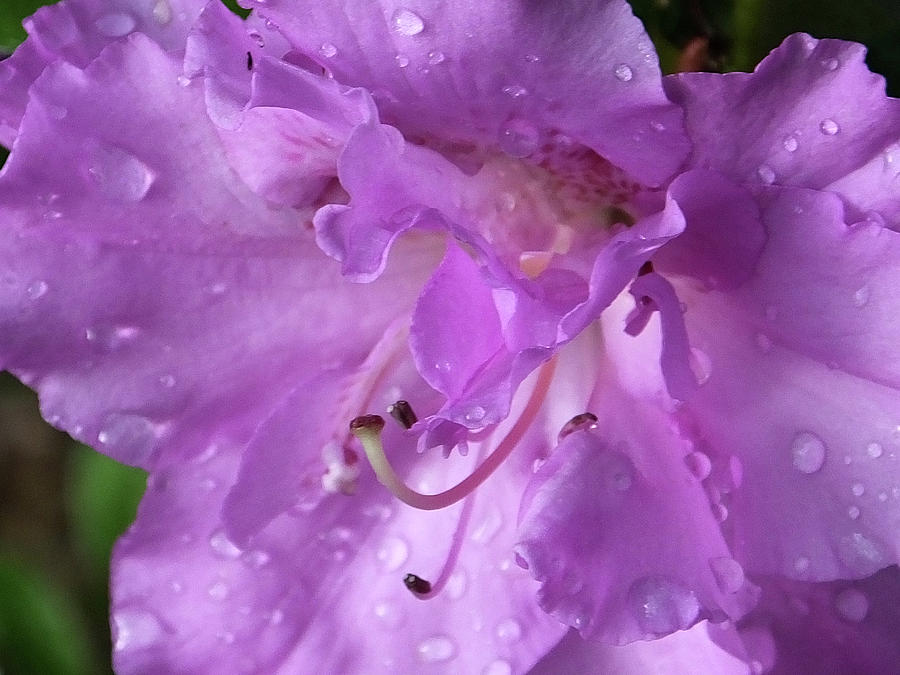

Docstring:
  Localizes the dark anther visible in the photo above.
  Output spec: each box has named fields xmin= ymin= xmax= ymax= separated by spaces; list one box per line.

xmin=638 ymin=260 xmax=654 ymax=276
xmin=639 ymin=295 xmax=652 ymax=306
xmin=349 ymin=414 xmax=385 ymax=432
xmin=246 ymin=51 xmax=253 ymax=71
xmin=403 ymin=573 xmax=432 ymax=596
xmin=388 ymin=400 xmax=418 ymax=429
xmin=558 ymin=412 xmax=598 ymax=441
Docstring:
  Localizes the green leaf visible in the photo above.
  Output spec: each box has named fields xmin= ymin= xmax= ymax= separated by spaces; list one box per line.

xmin=66 ymin=444 xmax=147 ymax=577
xmin=0 ymin=0 xmax=47 ymax=53
xmin=0 ymin=555 xmax=102 ymax=675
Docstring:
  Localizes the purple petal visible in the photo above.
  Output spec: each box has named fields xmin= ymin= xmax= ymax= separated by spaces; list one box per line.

xmin=672 ymin=185 xmax=900 ymax=579
xmin=516 ymin=381 xmax=759 ymax=642
xmin=665 ymin=34 xmax=900 ymax=226
xmin=530 ymin=622 xmax=751 ymax=675
xmin=0 ymin=0 xmax=206 ymax=146
xmin=239 ymin=0 xmax=688 ymax=186
xmin=735 ymin=567 xmax=900 ymax=674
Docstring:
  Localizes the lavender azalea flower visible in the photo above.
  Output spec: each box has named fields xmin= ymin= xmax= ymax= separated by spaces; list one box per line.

xmin=1 ymin=0 xmax=899 ymax=672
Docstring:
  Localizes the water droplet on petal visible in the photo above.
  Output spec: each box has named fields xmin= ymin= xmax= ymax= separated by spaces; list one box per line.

xmin=446 ymin=569 xmax=467 ymax=600
xmin=685 ymin=451 xmax=712 ymax=480
xmin=87 ymin=145 xmax=156 ymax=202
xmin=614 ymin=63 xmax=633 ymax=82
xmin=207 ymin=580 xmax=230 ymax=600
xmin=158 ymin=374 xmax=176 ymax=388
xmin=152 ymin=0 xmax=172 ymax=25
xmin=373 ymin=600 xmax=405 ymax=628
xmin=502 ymin=84 xmax=528 ymax=98
xmin=756 ymin=164 xmax=775 ymax=184
xmin=242 ymin=549 xmax=271 ymax=569
xmin=483 ymin=660 xmax=513 ymax=675
xmin=650 ymin=120 xmax=666 ymax=132
xmin=176 ymin=75 xmax=192 ymax=87
xmin=791 ymin=431 xmax=826 ymax=474
xmin=847 ymin=505 xmax=861 ymax=520
xmin=394 ymin=53 xmax=410 ymax=68
xmin=524 ymin=54 xmax=541 ymax=63
xmin=851 ymin=482 xmax=865 ymax=497
xmin=628 ymin=576 xmax=700 ymax=634
xmin=375 ymin=536 xmax=409 ymax=572
xmin=113 ymin=609 xmax=162 ymax=652
xmin=838 ymin=532 xmax=889 ymax=575
xmin=97 ymin=413 xmax=162 ymax=464
xmin=391 ymin=8 xmax=425 ymax=36
xmin=821 ymin=57 xmax=839 ymax=71
xmin=209 ymin=529 xmax=242 ymax=559
xmin=26 ymin=280 xmax=48 ymax=300
xmin=819 ymin=118 xmax=840 ymax=135
xmin=709 ymin=556 xmax=745 ymax=594
xmin=427 ymin=50 xmax=445 ymax=65
xmin=495 ymin=618 xmax=522 ymax=643
xmin=793 ymin=556 xmax=810 ymax=574
xmin=318 ymin=42 xmax=337 ymax=58
xmin=465 ymin=405 xmax=486 ymax=424
xmin=853 ymin=286 xmax=869 ymax=307
xmin=866 ymin=442 xmax=883 ymax=459
xmin=416 ymin=635 xmax=457 ymax=663
xmin=498 ymin=118 xmax=539 ymax=158
xmin=834 ymin=588 xmax=868 ymax=622
xmin=782 ymin=135 xmax=799 ymax=152
xmin=94 ymin=13 xmax=136 ymax=37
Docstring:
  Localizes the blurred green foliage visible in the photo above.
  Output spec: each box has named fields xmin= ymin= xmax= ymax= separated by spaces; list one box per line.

xmin=0 ymin=1 xmax=896 ymax=674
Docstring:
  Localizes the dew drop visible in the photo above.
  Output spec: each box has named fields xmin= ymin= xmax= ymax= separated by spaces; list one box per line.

xmin=495 ymin=618 xmax=522 ymax=643
xmin=793 ymin=556 xmax=810 ymax=574
xmin=158 ymin=374 xmax=176 ymax=388
xmin=427 ymin=50 xmax=445 ymax=65
xmin=791 ymin=431 xmax=827 ymax=474
xmin=207 ymin=581 xmax=229 ymax=600
xmin=709 ymin=556 xmax=745 ymax=594
xmin=821 ymin=57 xmax=839 ymax=71
xmin=465 ymin=405 xmax=486 ymax=424
xmin=209 ymin=529 xmax=242 ymax=559
xmin=851 ymin=482 xmax=865 ymax=497
xmin=782 ymin=135 xmax=799 ymax=152
xmin=524 ymin=53 xmax=541 ymax=63
xmin=498 ymin=118 xmax=540 ymax=158
xmin=94 ymin=12 xmax=136 ymax=37
xmin=242 ymin=549 xmax=271 ymax=569
xmin=628 ymin=576 xmax=700 ymax=634
xmin=176 ymin=75 xmax=192 ymax=87
xmin=318 ymin=42 xmax=338 ymax=58
xmin=391 ymin=8 xmax=425 ymax=36
xmin=502 ymin=84 xmax=528 ymax=98
xmin=26 ymin=280 xmax=48 ymax=300
xmin=435 ymin=360 xmax=451 ymax=373
xmin=152 ymin=0 xmax=172 ymax=25
xmin=375 ymin=536 xmax=409 ymax=572
xmin=373 ymin=600 xmax=405 ymax=628
xmin=834 ymin=588 xmax=868 ymax=622
xmin=394 ymin=53 xmax=410 ymax=68
xmin=866 ymin=442 xmax=883 ymax=459
xmin=113 ymin=610 xmax=162 ymax=652
xmin=838 ymin=532 xmax=889 ymax=575
xmin=847 ymin=505 xmax=861 ymax=520
xmin=684 ymin=451 xmax=712 ymax=480
xmin=650 ymin=120 xmax=666 ymax=132
xmin=446 ymin=569 xmax=468 ymax=600
xmin=819 ymin=118 xmax=840 ymax=135
xmin=416 ymin=635 xmax=457 ymax=663
xmin=853 ymin=286 xmax=870 ymax=307
xmin=756 ymin=164 xmax=775 ymax=185
xmin=483 ymin=660 xmax=513 ymax=675
xmin=614 ymin=63 xmax=633 ymax=82
xmin=87 ymin=145 xmax=156 ymax=202
xmin=97 ymin=413 xmax=161 ymax=464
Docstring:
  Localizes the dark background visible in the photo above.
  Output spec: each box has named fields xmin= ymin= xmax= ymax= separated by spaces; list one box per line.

xmin=0 ymin=1 xmax=898 ymax=673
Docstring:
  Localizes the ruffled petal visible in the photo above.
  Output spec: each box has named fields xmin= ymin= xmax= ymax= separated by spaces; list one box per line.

xmin=0 ymin=0 xmax=207 ymax=146
xmin=516 ymin=331 xmax=759 ymax=642
xmin=239 ymin=0 xmax=688 ymax=186
xmin=0 ymin=35 xmax=434 ymax=473
xmin=665 ymin=34 xmax=900 ymax=226
xmin=113 ymin=358 xmax=569 ymax=674
xmin=671 ymin=185 xmax=900 ymax=579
